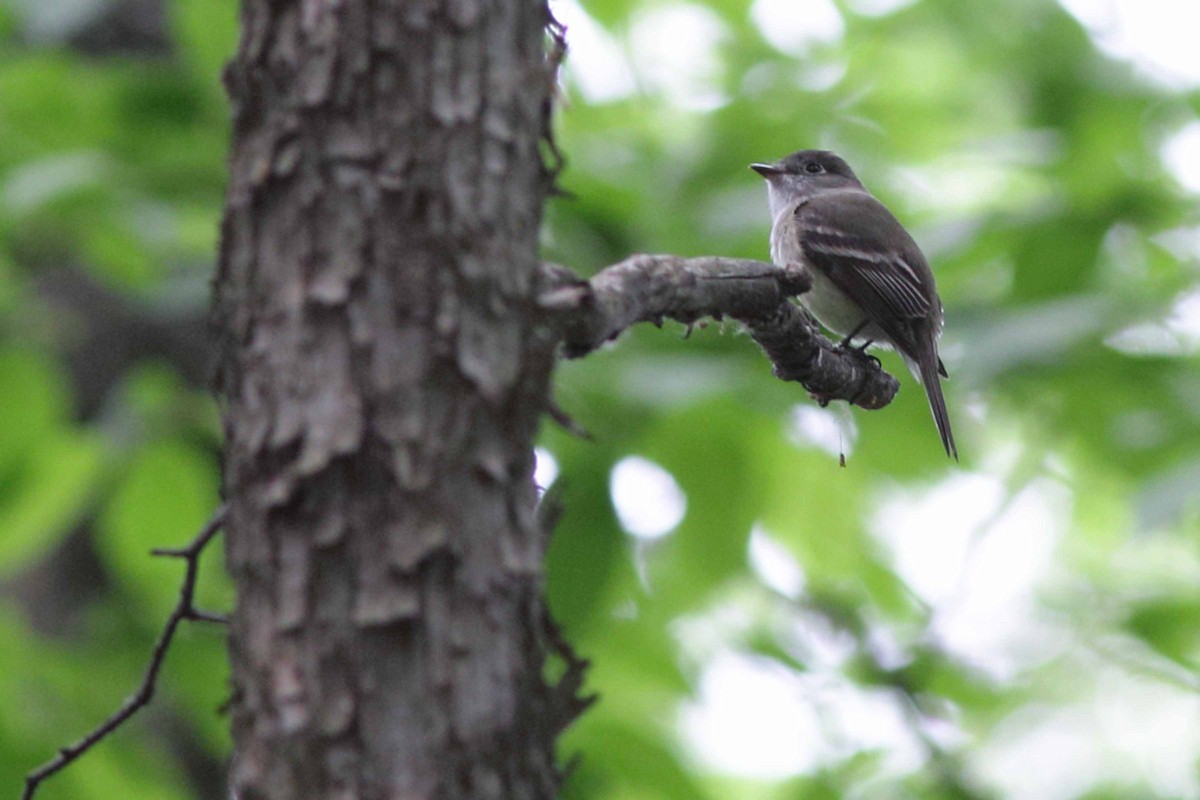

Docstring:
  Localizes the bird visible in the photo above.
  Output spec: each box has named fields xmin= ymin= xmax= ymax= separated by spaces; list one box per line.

xmin=751 ymin=149 xmax=957 ymax=460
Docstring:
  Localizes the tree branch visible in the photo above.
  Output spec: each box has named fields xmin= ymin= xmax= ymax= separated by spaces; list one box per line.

xmin=539 ymin=254 xmax=899 ymax=409
xmin=22 ymin=505 xmax=228 ymax=800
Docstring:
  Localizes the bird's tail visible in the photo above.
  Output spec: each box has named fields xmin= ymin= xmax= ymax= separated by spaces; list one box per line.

xmin=911 ymin=348 xmax=957 ymax=461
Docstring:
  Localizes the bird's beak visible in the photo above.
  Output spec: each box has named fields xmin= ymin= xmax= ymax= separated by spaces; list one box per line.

xmin=750 ymin=162 xmax=782 ymax=178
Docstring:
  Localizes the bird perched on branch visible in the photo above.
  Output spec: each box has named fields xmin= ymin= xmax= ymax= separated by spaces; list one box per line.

xmin=752 ymin=149 xmax=957 ymax=460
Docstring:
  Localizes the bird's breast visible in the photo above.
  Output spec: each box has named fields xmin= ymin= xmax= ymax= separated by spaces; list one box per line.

xmin=769 ymin=204 xmax=891 ymax=346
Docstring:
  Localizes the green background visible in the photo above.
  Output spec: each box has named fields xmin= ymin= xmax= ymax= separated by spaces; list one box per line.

xmin=1 ymin=0 xmax=1197 ymax=797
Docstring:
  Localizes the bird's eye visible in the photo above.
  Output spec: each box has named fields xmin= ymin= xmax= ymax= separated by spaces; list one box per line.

xmin=804 ymin=162 xmax=823 ymax=174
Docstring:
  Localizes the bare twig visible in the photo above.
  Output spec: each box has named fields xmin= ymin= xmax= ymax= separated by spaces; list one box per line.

xmin=541 ymin=10 xmax=569 ymax=194
xmin=542 ymin=613 xmax=597 ymax=737
xmin=538 ymin=255 xmax=899 ymax=410
xmin=22 ymin=504 xmax=229 ymax=800
xmin=545 ymin=398 xmax=592 ymax=440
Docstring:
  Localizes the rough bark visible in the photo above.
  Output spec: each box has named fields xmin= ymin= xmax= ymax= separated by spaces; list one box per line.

xmin=213 ymin=1 xmax=565 ymax=798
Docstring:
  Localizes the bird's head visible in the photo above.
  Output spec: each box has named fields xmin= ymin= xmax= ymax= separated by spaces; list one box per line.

xmin=751 ymin=149 xmax=865 ymax=216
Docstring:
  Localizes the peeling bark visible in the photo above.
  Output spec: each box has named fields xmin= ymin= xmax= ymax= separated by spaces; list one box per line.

xmin=212 ymin=1 xmax=568 ymax=797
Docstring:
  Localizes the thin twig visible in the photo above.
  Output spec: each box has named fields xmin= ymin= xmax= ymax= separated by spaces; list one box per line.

xmin=541 ymin=10 xmax=569 ymax=193
xmin=22 ymin=504 xmax=229 ymax=800
xmin=545 ymin=398 xmax=592 ymax=440
xmin=543 ymin=613 xmax=597 ymax=736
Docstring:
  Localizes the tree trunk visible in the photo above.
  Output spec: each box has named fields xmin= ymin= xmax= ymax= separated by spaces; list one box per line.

xmin=213 ymin=1 xmax=563 ymax=797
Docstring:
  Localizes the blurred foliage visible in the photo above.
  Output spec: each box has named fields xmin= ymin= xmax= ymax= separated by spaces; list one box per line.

xmin=0 ymin=0 xmax=1198 ymax=798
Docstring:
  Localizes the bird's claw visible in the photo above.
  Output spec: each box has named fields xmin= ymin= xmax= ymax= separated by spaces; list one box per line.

xmin=833 ymin=341 xmax=881 ymax=370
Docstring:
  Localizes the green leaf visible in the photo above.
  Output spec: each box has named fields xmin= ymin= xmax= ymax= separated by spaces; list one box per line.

xmin=0 ymin=347 xmax=69 ymax=468
xmin=169 ymin=0 xmax=240 ymax=92
xmin=0 ymin=429 xmax=105 ymax=576
xmin=1124 ymin=597 xmax=1200 ymax=669
xmin=562 ymin=716 xmax=712 ymax=800
xmin=98 ymin=438 xmax=220 ymax=609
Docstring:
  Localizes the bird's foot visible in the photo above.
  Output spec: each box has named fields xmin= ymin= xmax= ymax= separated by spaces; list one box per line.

xmin=833 ymin=340 xmax=881 ymax=370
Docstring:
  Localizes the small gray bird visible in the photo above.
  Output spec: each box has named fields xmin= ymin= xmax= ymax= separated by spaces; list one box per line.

xmin=751 ymin=149 xmax=957 ymax=460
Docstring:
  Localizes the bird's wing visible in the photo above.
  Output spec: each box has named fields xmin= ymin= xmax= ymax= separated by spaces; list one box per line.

xmin=796 ymin=190 xmax=934 ymax=328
